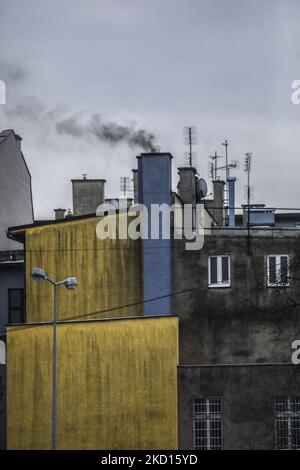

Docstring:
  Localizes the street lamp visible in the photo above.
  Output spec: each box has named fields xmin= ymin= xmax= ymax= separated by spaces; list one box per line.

xmin=31 ymin=267 xmax=78 ymax=450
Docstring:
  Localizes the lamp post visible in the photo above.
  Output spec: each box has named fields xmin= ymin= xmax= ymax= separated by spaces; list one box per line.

xmin=31 ymin=268 xmax=77 ymax=450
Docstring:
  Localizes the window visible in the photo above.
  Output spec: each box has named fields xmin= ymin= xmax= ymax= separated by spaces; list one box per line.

xmin=8 ymin=288 xmax=24 ymax=324
xmin=267 ymin=255 xmax=289 ymax=287
xmin=275 ymin=396 xmax=300 ymax=450
xmin=208 ymin=256 xmax=230 ymax=288
xmin=193 ymin=398 xmax=223 ymax=450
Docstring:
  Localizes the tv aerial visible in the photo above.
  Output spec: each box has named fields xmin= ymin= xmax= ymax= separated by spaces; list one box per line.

xmin=183 ymin=126 xmax=197 ymax=167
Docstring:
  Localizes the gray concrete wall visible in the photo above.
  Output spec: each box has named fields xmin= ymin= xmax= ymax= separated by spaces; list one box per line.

xmin=0 ymin=130 xmax=33 ymax=250
xmin=173 ymin=229 xmax=300 ymax=364
xmin=179 ymin=364 xmax=300 ymax=450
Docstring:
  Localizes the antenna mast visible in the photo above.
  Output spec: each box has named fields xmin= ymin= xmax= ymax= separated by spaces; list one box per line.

xmin=120 ymin=176 xmax=131 ymax=198
xmin=222 ymin=140 xmax=229 ymax=180
xmin=208 ymin=151 xmax=223 ymax=180
xmin=244 ymin=152 xmax=252 ymax=255
xmin=183 ymin=127 xmax=197 ymax=167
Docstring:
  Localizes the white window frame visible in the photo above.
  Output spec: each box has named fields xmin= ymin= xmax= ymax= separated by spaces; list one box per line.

xmin=208 ymin=255 xmax=231 ymax=288
xmin=267 ymin=255 xmax=290 ymax=287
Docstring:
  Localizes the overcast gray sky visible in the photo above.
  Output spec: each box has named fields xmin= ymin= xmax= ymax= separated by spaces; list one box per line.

xmin=1 ymin=0 xmax=300 ymax=218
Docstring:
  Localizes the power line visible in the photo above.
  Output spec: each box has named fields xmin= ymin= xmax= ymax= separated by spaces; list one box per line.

xmin=0 ymin=284 xmax=203 ymax=336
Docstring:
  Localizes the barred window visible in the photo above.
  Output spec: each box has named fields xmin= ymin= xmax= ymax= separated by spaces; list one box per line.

xmin=193 ymin=398 xmax=223 ymax=450
xmin=275 ymin=396 xmax=300 ymax=450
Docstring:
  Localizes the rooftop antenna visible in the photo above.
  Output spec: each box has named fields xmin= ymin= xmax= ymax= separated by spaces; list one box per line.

xmin=183 ymin=126 xmax=197 ymax=167
xmin=244 ymin=152 xmax=252 ymax=205
xmin=222 ymin=140 xmax=229 ymax=181
xmin=82 ymin=173 xmax=87 ymax=180
xmin=208 ymin=151 xmax=223 ymax=180
xmin=120 ymin=176 xmax=132 ymax=198
xmin=244 ymin=152 xmax=252 ymax=255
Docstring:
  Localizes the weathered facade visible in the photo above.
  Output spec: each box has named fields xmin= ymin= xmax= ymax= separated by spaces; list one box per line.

xmin=179 ymin=363 xmax=300 ymax=450
xmin=6 ymin=148 xmax=300 ymax=450
xmin=173 ymin=229 xmax=300 ymax=365
xmin=7 ymin=316 xmax=179 ymax=450
xmin=174 ymin=228 xmax=300 ymax=449
xmin=10 ymin=214 xmax=143 ymax=323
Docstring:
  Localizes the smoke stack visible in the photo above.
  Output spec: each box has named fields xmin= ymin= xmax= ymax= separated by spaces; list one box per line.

xmin=177 ymin=167 xmax=197 ymax=204
xmin=213 ymin=180 xmax=225 ymax=226
xmin=227 ymin=177 xmax=236 ymax=228
xmin=71 ymin=177 xmax=106 ymax=216
xmin=54 ymin=208 xmax=66 ymax=220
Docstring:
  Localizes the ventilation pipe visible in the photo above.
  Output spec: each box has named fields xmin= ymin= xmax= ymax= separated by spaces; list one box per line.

xmin=227 ymin=177 xmax=236 ymax=228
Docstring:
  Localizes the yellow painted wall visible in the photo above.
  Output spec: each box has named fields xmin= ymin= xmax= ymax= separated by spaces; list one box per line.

xmin=7 ymin=316 xmax=178 ymax=450
xmin=24 ymin=215 xmax=143 ymax=323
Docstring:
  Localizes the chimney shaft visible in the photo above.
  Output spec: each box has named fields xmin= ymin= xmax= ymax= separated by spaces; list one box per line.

xmin=213 ymin=180 xmax=225 ymax=226
xmin=177 ymin=167 xmax=197 ymax=204
xmin=137 ymin=152 xmax=173 ymax=316
xmin=54 ymin=208 xmax=66 ymax=220
xmin=71 ymin=178 xmax=106 ymax=216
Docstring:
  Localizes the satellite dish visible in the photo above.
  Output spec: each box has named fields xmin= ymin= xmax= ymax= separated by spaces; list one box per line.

xmin=196 ymin=178 xmax=208 ymax=199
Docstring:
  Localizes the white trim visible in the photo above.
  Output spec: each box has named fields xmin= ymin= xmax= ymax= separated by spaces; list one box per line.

xmin=208 ymin=255 xmax=231 ymax=288
xmin=267 ymin=254 xmax=290 ymax=287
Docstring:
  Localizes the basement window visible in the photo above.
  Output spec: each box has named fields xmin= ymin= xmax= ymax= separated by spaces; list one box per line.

xmin=193 ymin=398 xmax=223 ymax=450
xmin=208 ymin=256 xmax=231 ymax=288
xmin=275 ymin=396 xmax=300 ymax=450
xmin=267 ymin=255 xmax=289 ymax=287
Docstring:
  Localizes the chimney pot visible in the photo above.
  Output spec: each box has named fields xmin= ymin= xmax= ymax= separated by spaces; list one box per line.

xmin=54 ymin=208 xmax=66 ymax=220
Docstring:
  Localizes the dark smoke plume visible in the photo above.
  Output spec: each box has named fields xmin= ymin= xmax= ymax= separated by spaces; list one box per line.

xmin=56 ymin=113 xmax=158 ymax=152
xmin=0 ymin=62 xmax=28 ymax=85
